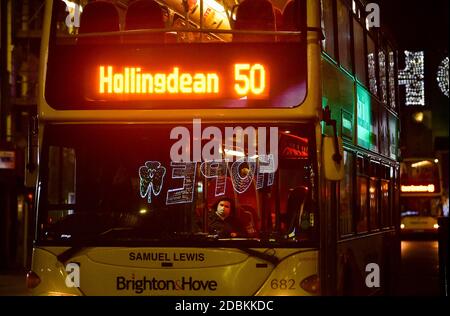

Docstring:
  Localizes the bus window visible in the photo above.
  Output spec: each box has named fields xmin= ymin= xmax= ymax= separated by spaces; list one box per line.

xmin=356 ymin=156 xmax=369 ymax=233
xmin=124 ymin=0 xmax=165 ymax=43
xmin=339 ymin=151 xmax=355 ymax=237
xmin=280 ymin=0 xmax=303 ymax=42
xmin=77 ymin=1 xmax=120 ymax=45
xmin=321 ymin=0 xmax=336 ymax=59
xmin=39 ymin=124 xmax=317 ymax=245
xmin=46 ymin=0 xmax=308 ymax=110
xmin=233 ymin=0 xmax=276 ymax=42
xmin=52 ymin=0 xmax=305 ymax=44
xmin=380 ymin=166 xmax=390 ymax=228
xmin=336 ymin=0 xmax=352 ymax=72
xmin=46 ymin=146 xmax=76 ymax=226
xmin=353 ymin=17 xmax=367 ymax=86
xmin=369 ymin=162 xmax=379 ymax=230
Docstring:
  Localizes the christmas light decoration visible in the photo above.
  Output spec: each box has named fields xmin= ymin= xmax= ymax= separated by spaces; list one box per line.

xmin=379 ymin=51 xmax=388 ymax=104
xmin=368 ymin=53 xmax=378 ymax=96
xmin=398 ymin=51 xmax=425 ymax=106
xmin=437 ymin=57 xmax=449 ymax=97
xmin=388 ymin=51 xmax=396 ymax=110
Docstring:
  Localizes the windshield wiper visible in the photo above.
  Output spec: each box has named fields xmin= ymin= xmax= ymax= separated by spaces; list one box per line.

xmin=238 ymin=248 xmax=279 ymax=266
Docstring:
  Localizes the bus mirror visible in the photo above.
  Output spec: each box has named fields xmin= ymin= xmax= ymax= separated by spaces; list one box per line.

xmin=323 ymin=136 xmax=344 ymax=181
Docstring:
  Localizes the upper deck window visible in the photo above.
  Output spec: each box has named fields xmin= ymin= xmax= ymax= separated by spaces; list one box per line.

xmin=54 ymin=0 xmax=305 ymax=44
xmin=46 ymin=0 xmax=308 ymax=109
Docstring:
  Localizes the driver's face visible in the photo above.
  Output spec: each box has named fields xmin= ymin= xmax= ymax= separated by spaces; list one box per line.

xmin=216 ymin=200 xmax=232 ymax=219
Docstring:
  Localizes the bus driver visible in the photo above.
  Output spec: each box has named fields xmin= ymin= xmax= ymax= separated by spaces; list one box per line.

xmin=208 ymin=198 xmax=245 ymax=237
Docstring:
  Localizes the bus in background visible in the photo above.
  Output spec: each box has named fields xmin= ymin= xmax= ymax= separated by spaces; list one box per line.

xmin=27 ymin=0 xmax=400 ymax=296
xmin=400 ymin=158 xmax=443 ymax=237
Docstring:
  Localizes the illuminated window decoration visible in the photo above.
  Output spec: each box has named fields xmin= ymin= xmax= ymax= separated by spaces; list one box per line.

xmin=230 ymin=158 xmax=257 ymax=194
xmin=401 ymin=184 xmax=435 ymax=193
xmin=398 ymin=51 xmax=425 ymax=106
xmin=437 ymin=57 xmax=449 ymax=97
xmin=256 ymin=154 xmax=275 ymax=189
xmin=200 ymin=160 xmax=228 ymax=197
xmin=367 ymin=53 xmax=378 ymax=96
xmin=378 ymin=51 xmax=388 ymax=104
xmin=166 ymin=162 xmax=197 ymax=205
xmin=388 ymin=51 xmax=397 ymax=110
xmin=139 ymin=161 xmax=166 ymax=204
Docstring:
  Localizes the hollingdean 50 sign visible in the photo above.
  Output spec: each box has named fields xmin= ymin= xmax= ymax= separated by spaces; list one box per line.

xmin=97 ymin=63 xmax=267 ymax=99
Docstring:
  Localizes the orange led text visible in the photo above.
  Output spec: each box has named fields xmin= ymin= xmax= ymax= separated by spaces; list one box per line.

xmin=99 ymin=66 xmax=219 ymax=95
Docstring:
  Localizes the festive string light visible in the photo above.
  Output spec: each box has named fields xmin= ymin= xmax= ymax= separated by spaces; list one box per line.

xmin=388 ymin=51 xmax=396 ymax=110
xmin=379 ymin=51 xmax=388 ymax=104
xmin=437 ymin=57 xmax=449 ymax=98
xmin=368 ymin=53 xmax=378 ymax=96
xmin=398 ymin=51 xmax=425 ymax=106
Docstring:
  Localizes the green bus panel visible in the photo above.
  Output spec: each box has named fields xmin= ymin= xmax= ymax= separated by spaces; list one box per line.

xmin=321 ymin=58 xmax=355 ymax=141
xmin=388 ymin=111 xmax=399 ymax=160
xmin=356 ymin=84 xmax=379 ymax=153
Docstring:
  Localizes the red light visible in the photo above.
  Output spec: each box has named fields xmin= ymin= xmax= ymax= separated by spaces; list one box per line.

xmin=26 ymin=271 xmax=41 ymax=289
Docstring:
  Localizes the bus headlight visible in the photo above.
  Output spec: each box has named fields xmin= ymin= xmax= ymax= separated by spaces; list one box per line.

xmin=300 ymin=274 xmax=320 ymax=295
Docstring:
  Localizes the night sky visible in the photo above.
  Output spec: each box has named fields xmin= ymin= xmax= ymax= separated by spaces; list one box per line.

xmin=378 ymin=0 xmax=449 ymax=51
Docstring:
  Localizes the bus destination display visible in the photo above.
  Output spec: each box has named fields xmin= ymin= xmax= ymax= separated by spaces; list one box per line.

xmin=97 ymin=63 xmax=267 ymax=98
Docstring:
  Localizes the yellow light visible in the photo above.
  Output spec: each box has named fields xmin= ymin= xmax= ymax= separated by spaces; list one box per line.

xmin=411 ymin=160 xmax=432 ymax=168
xmin=400 ymin=224 xmax=405 ymax=229
xmin=205 ymin=0 xmax=225 ymax=12
xmin=433 ymin=224 xmax=439 ymax=229
xmin=224 ymin=149 xmax=245 ymax=157
xmin=413 ymin=112 xmax=424 ymax=123
xmin=434 ymin=159 xmax=439 ymax=163
xmin=401 ymin=184 xmax=435 ymax=193
xmin=139 ymin=209 xmax=147 ymax=214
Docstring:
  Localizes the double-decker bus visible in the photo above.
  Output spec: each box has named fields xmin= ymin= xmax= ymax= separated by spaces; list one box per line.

xmin=27 ymin=0 xmax=400 ymax=296
xmin=400 ymin=158 xmax=443 ymax=236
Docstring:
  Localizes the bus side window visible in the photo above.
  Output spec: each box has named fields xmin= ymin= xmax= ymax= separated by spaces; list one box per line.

xmin=281 ymin=0 xmax=304 ymax=42
xmin=233 ymin=0 xmax=276 ymax=42
xmin=78 ymin=1 xmax=120 ymax=45
xmin=124 ymin=0 xmax=165 ymax=43
xmin=285 ymin=186 xmax=308 ymax=238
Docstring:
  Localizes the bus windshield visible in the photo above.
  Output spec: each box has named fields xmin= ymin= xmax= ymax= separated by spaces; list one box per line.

xmin=45 ymin=0 xmax=307 ymax=109
xmin=38 ymin=123 xmax=318 ymax=246
xmin=400 ymin=160 xmax=441 ymax=195
xmin=400 ymin=197 xmax=443 ymax=218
